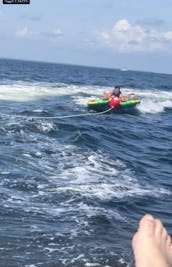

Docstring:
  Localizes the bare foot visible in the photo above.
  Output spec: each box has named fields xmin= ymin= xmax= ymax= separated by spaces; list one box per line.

xmin=132 ymin=214 xmax=172 ymax=267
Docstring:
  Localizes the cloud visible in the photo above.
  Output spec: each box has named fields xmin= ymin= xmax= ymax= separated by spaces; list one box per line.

xmin=15 ymin=27 xmax=63 ymax=43
xmin=42 ymin=29 xmax=63 ymax=39
xmin=16 ymin=27 xmax=33 ymax=39
xmin=100 ymin=19 xmax=172 ymax=53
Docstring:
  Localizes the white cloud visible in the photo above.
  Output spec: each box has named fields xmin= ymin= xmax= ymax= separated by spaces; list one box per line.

xmin=15 ymin=27 xmax=63 ymax=41
xmin=164 ymin=31 xmax=172 ymax=41
xmin=16 ymin=27 xmax=33 ymax=39
xmin=100 ymin=19 xmax=172 ymax=53
xmin=52 ymin=29 xmax=63 ymax=37
xmin=43 ymin=29 xmax=63 ymax=39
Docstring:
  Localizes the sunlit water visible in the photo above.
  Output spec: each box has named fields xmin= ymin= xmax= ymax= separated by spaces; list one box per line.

xmin=0 ymin=59 xmax=172 ymax=267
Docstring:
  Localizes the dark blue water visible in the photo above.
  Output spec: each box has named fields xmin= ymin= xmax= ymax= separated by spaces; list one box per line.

xmin=0 ymin=59 xmax=172 ymax=267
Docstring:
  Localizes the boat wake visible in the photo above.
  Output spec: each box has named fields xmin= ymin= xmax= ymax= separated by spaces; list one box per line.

xmin=0 ymin=81 xmax=172 ymax=115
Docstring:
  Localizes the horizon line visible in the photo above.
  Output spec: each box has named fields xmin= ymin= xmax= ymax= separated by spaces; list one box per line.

xmin=0 ymin=56 xmax=172 ymax=76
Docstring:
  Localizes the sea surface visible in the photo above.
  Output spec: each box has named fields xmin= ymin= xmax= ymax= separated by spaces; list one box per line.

xmin=0 ymin=59 xmax=172 ymax=267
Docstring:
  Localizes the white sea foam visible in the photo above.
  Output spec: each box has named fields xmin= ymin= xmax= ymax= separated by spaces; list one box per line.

xmin=56 ymin=181 xmax=171 ymax=200
xmin=26 ymin=140 xmax=172 ymax=202
xmin=85 ymin=263 xmax=101 ymax=267
xmin=0 ymin=82 xmax=61 ymax=102
xmin=73 ymin=87 xmax=172 ymax=114
xmin=6 ymin=141 xmax=169 ymax=214
xmin=73 ymin=88 xmax=172 ymax=114
xmin=0 ymin=81 xmax=104 ymax=102
xmin=48 ymin=147 xmax=171 ymax=201
xmin=36 ymin=121 xmax=56 ymax=132
xmin=68 ymin=83 xmax=172 ymax=114
xmin=1 ymin=80 xmax=171 ymax=114
xmin=133 ymin=89 xmax=172 ymax=114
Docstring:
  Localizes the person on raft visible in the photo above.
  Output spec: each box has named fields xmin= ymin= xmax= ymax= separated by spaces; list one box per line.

xmin=103 ymin=85 xmax=134 ymax=101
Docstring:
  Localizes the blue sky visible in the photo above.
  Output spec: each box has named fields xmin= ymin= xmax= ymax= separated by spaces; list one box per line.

xmin=0 ymin=0 xmax=172 ymax=73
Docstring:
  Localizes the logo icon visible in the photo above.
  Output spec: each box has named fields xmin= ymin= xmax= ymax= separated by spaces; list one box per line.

xmin=3 ymin=0 xmax=30 ymax=4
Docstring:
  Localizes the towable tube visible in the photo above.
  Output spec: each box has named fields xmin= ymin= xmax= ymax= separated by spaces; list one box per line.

xmin=87 ymin=98 xmax=141 ymax=112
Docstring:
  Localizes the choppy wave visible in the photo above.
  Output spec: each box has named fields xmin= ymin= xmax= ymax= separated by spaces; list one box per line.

xmin=73 ymin=87 xmax=172 ymax=114
xmin=0 ymin=60 xmax=172 ymax=267
xmin=53 ymin=150 xmax=171 ymax=200
xmin=1 ymin=140 xmax=171 ymax=208
xmin=0 ymin=81 xmax=172 ymax=115
xmin=135 ymin=90 xmax=172 ymax=113
xmin=0 ymin=81 xmax=102 ymax=102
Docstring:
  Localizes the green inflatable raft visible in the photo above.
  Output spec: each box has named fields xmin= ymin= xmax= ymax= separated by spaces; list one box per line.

xmin=87 ymin=99 xmax=141 ymax=112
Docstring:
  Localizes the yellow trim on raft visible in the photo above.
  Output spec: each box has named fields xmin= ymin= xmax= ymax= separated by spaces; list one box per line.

xmin=88 ymin=101 xmax=99 ymax=104
xmin=88 ymin=99 xmax=141 ymax=105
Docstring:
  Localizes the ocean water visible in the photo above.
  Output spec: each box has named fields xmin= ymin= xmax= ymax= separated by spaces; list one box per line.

xmin=0 ymin=59 xmax=171 ymax=267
